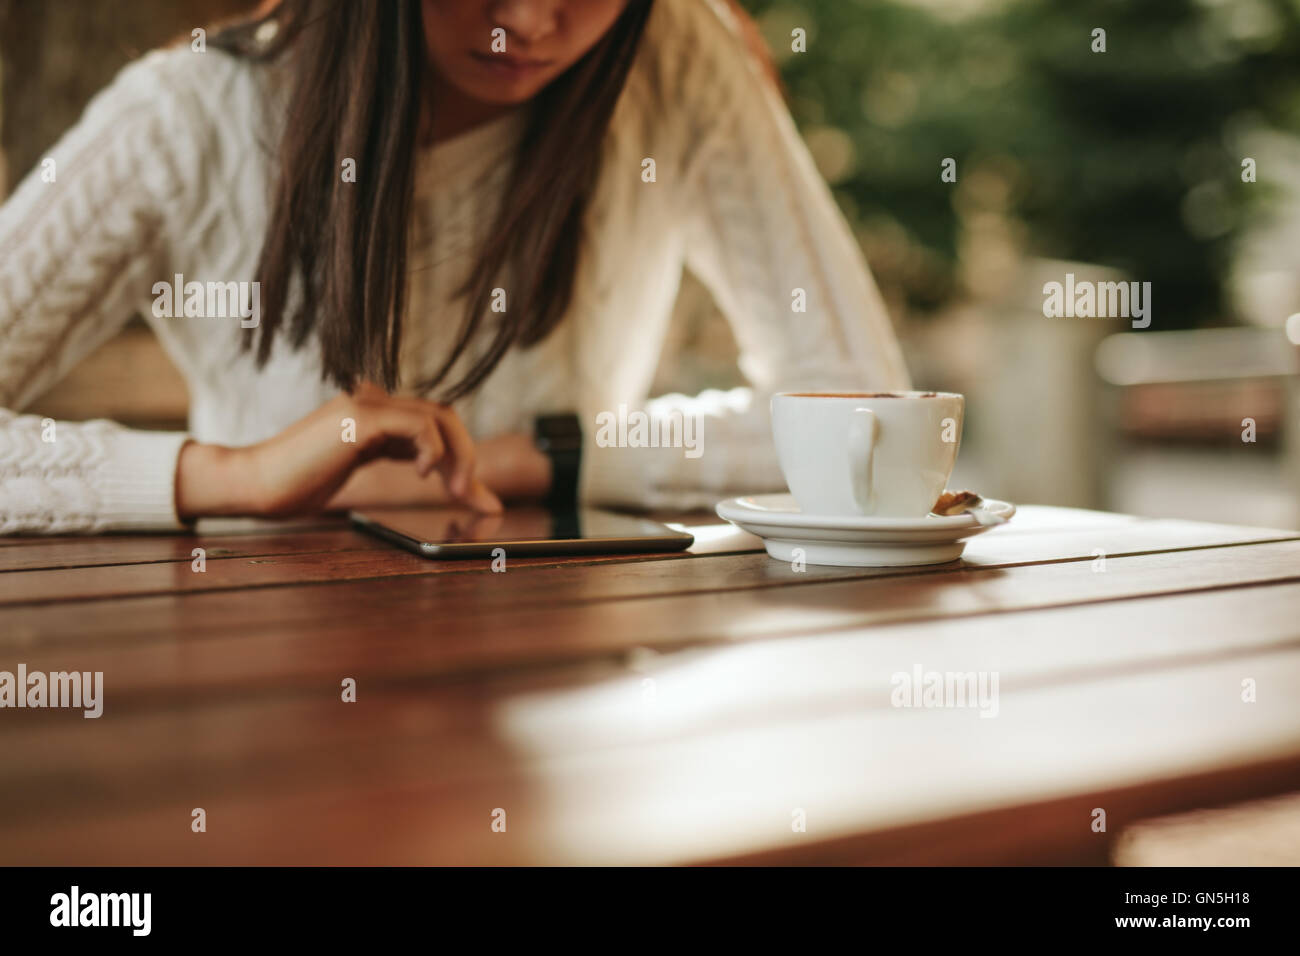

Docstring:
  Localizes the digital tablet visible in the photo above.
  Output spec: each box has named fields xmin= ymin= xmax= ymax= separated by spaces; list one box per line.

xmin=350 ymin=506 xmax=695 ymax=559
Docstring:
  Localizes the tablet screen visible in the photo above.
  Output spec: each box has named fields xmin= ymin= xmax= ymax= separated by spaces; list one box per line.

xmin=351 ymin=506 xmax=693 ymax=548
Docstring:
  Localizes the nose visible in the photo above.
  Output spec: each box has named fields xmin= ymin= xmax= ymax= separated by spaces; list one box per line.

xmin=488 ymin=0 xmax=560 ymax=45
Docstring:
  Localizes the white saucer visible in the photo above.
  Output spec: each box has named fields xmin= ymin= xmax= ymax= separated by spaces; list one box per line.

xmin=715 ymin=493 xmax=1016 ymax=567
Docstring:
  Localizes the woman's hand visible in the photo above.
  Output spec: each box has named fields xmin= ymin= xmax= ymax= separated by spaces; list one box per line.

xmin=175 ymin=383 xmax=502 ymax=519
xmin=324 ymin=430 xmax=553 ymax=510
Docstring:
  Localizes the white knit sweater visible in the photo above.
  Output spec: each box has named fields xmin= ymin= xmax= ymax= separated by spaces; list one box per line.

xmin=0 ymin=0 xmax=909 ymax=534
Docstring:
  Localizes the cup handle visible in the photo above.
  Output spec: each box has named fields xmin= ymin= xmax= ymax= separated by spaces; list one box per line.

xmin=848 ymin=407 xmax=878 ymax=513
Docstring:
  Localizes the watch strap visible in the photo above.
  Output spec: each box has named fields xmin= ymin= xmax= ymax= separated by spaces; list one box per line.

xmin=535 ymin=413 xmax=582 ymax=512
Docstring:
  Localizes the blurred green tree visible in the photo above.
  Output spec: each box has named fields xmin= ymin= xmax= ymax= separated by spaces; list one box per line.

xmin=740 ymin=0 xmax=1300 ymax=329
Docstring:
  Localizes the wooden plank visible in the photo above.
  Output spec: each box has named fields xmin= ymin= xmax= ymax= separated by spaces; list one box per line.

xmin=0 ymin=544 xmax=713 ymax=604
xmin=1110 ymin=790 xmax=1300 ymax=866
xmin=0 ymin=516 xmax=353 ymax=549
xmin=0 ymin=529 xmax=388 ymax=572
xmin=956 ymin=504 xmax=1139 ymax=535
xmin=0 ymin=511 xmax=754 ymax=564
xmin=0 ymin=503 xmax=1134 ymax=549
xmin=0 ymin=513 xmax=1292 ymax=608
xmin=2 ymin=538 xmax=1299 ymax=697
xmin=708 ymin=754 xmax=1300 ymax=865
xmin=3 ymin=506 xmax=1292 ymax=866
xmin=4 ymin=577 xmax=1298 ymax=786
xmin=0 ymin=502 xmax=1146 ymax=570
xmin=2 ymin=639 xmax=1296 ymax=865
xmin=962 ymin=517 xmax=1296 ymax=563
xmin=2 ymin=576 xmax=1297 ymax=839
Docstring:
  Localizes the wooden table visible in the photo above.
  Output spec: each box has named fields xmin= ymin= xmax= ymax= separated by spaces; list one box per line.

xmin=2 ymin=505 xmax=1299 ymax=865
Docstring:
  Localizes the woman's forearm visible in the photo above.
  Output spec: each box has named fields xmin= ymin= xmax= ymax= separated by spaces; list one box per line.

xmin=176 ymin=428 xmax=551 ymax=518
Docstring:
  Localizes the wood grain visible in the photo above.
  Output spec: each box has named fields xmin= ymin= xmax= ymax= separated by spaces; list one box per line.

xmin=4 ymin=578 xmax=1298 ymax=799
xmin=2 ymin=642 xmax=1295 ymax=865
xmin=3 ymin=539 xmax=1298 ymax=705
xmin=3 ymin=506 xmax=1297 ymax=866
xmin=0 ymin=510 xmax=1293 ymax=615
xmin=0 ymin=529 xmax=386 ymax=572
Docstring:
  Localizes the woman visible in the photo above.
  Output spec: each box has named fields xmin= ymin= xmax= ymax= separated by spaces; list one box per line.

xmin=0 ymin=0 xmax=909 ymax=534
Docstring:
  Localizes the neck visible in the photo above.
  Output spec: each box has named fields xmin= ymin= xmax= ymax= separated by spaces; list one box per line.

xmin=421 ymin=70 xmax=516 ymax=144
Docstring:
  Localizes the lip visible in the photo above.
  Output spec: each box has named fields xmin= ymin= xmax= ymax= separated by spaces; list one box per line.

xmin=469 ymin=50 xmax=553 ymax=80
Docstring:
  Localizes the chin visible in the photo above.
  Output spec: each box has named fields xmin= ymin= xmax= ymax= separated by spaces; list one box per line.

xmin=460 ymin=82 xmax=546 ymax=106
xmin=450 ymin=57 xmax=559 ymax=106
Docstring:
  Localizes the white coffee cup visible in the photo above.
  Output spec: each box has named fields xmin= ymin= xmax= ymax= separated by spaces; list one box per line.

xmin=770 ymin=391 xmax=964 ymax=517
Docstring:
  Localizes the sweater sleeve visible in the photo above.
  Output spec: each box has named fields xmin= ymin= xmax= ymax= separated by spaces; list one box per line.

xmin=0 ymin=50 xmax=203 ymax=534
xmin=578 ymin=0 xmax=911 ymax=511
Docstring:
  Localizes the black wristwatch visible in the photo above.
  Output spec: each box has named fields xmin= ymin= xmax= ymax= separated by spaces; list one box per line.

xmin=534 ymin=413 xmax=583 ymax=512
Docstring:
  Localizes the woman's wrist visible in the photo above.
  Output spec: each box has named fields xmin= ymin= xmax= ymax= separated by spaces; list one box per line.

xmin=175 ymin=440 xmax=256 ymax=519
xmin=478 ymin=432 xmax=552 ymax=501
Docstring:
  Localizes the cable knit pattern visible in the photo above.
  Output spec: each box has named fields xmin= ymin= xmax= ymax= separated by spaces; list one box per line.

xmin=0 ymin=0 xmax=909 ymax=534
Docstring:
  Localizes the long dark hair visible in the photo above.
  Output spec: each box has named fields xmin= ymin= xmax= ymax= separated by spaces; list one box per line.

xmin=213 ymin=0 xmax=654 ymax=400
